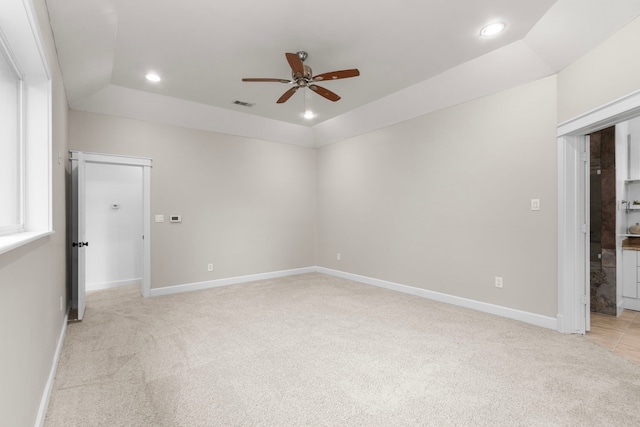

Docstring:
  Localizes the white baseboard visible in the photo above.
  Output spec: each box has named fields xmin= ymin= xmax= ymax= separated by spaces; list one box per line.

xmin=623 ymin=297 xmax=640 ymax=312
xmin=147 ymin=266 xmax=557 ymax=330
xmin=316 ymin=267 xmax=558 ymax=331
xmin=86 ymin=278 xmax=141 ymax=292
xmin=617 ymin=299 xmax=625 ymax=316
xmin=149 ymin=267 xmax=316 ymax=297
xmin=34 ymin=309 xmax=68 ymax=427
xmin=556 ymin=314 xmax=565 ymax=333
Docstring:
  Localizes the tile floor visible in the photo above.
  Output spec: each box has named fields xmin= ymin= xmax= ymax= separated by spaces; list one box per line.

xmin=588 ymin=310 xmax=640 ymax=365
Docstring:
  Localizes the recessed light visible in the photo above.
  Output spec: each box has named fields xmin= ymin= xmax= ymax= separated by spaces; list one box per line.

xmin=303 ymin=110 xmax=314 ymax=120
xmin=145 ymin=73 xmax=161 ymax=82
xmin=480 ymin=22 xmax=506 ymax=37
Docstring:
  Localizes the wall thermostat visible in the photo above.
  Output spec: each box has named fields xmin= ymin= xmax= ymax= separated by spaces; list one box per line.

xmin=169 ymin=215 xmax=182 ymax=223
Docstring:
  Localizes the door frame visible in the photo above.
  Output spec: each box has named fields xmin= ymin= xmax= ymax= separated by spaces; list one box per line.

xmin=70 ymin=151 xmax=152 ymax=300
xmin=557 ymin=89 xmax=640 ymax=334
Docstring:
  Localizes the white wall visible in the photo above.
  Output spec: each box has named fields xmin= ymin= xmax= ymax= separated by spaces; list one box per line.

xmin=316 ymin=76 xmax=559 ymax=318
xmin=85 ymin=162 xmax=143 ymax=291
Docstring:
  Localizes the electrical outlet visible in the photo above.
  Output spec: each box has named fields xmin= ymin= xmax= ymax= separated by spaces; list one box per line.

xmin=495 ymin=277 xmax=504 ymax=288
xmin=337 ymin=252 xmax=341 ymax=261
xmin=59 ymin=296 xmax=63 ymax=311
xmin=207 ymin=263 xmax=213 ymax=272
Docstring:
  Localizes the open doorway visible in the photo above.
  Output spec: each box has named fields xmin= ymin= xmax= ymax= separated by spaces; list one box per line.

xmin=557 ymin=90 xmax=640 ymax=335
xmin=70 ymin=151 xmax=152 ymax=321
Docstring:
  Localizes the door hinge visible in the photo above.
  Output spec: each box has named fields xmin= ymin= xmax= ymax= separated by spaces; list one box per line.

xmin=580 ymin=295 xmax=588 ymax=305
xmin=580 ymin=224 xmax=587 ymax=234
xmin=580 ymin=152 xmax=588 ymax=162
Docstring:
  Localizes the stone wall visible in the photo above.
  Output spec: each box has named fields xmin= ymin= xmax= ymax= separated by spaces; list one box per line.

xmin=590 ymin=126 xmax=617 ymax=315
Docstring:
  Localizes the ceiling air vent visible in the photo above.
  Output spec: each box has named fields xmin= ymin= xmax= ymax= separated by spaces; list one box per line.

xmin=233 ymin=100 xmax=254 ymax=107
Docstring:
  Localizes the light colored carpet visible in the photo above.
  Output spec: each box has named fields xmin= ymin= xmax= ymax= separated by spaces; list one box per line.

xmin=45 ymin=273 xmax=640 ymax=426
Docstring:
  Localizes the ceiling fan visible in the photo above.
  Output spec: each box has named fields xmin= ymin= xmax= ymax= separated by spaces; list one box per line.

xmin=242 ymin=51 xmax=360 ymax=104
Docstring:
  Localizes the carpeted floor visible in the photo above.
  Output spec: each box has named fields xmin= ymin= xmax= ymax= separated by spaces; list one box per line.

xmin=45 ymin=273 xmax=640 ymax=426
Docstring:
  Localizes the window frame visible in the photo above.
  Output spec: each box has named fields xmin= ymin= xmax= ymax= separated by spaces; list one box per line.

xmin=0 ymin=0 xmax=53 ymax=255
xmin=0 ymin=30 xmax=26 ymax=236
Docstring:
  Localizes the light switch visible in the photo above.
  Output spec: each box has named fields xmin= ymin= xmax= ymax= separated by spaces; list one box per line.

xmin=531 ymin=199 xmax=540 ymax=211
xmin=155 ymin=214 xmax=164 ymax=223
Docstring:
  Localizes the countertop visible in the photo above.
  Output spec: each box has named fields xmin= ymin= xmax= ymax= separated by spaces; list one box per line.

xmin=622 ymin=237 xmax=640 ymax=251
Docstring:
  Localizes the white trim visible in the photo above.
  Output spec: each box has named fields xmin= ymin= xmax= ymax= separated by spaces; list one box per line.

xmin=0 ymin=230 xmax=53 ymax=255
xmin=86 ymin=278 xmax=141 ymax=292
xmin=34 ymin=309 xmax=68 ymax=427
xmin=149 ymin=267 xmax=316 ymax=297
xmin=623 ymin=298 xmax=640 ymax=311
xmin=557 ymin=135 xmax=589 ymax=334
xmin=141 ymin=165 xmax=151 ymax=298
xmin=557 ymin=89 xmax=640 ymax=137
xmin=69 ymin=151 xmax=152 ymax=167
xmin=318 ymin=268 xmax=558 ymax=330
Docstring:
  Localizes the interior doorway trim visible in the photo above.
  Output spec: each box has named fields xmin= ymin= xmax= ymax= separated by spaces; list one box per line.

xmin=558 ymin=89 xmax=640 ymax=334
xmin=72 ymin=151 xmax=152 ymax=298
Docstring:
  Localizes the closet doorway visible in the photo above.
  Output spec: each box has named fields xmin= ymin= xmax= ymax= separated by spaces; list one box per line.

xmin=70 ymin=151 xmax=152 ymax=321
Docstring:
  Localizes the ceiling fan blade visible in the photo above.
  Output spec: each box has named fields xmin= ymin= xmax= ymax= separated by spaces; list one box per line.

xmin=313 ymin=69 xmax=360 ymax=81
xmin=242 ymin=78 xmax=291 ymax=83
xmin=286 ymin=52 xmax=304 ymax=78
xmin=309 ymin=84 xmax=340 ymax=102
xmin=277 ymin=87 xmax=299 ymax=103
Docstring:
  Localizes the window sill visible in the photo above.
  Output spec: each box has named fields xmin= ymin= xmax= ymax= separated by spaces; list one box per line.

xmin=0 ymin=230 xmax=55 ymax=256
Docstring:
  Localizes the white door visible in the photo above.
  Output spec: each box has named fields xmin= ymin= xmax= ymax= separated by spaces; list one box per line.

xmin=70 ymin=152 xmax=87 ymax=320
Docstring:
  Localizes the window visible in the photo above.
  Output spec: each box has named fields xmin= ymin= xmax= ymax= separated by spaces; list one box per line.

xmin=0 ymin=0 xmax=52 ymax=254
xmin=0 ymin=35 xmax=24 ymax=235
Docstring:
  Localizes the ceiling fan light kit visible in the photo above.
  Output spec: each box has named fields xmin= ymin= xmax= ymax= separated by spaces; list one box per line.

xmin=242 ymin=51 xmax=360 ymax=105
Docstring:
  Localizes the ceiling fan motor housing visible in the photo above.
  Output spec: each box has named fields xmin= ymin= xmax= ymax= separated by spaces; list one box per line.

xmin=294 ymin=65 xmax=313 ymax=86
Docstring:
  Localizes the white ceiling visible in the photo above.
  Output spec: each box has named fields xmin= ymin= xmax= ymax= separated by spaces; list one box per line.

xmin=45 ymin=0 xmax=640 ymax=146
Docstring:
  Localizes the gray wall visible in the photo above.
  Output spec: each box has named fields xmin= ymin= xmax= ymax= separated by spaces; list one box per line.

xmin=558 ymin=16 xmax=640 ymax=123
xmin=0 ymin=0 xmax=69 ymax=425
xmin=316 ymin=76 xmax=559 ymax=317
xmin=68 ymin=111 xmax=317 ymax=288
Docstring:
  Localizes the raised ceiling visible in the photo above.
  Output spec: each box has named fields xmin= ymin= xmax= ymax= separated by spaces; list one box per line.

xmin=45 ymin=0 xmax=640 ymax=146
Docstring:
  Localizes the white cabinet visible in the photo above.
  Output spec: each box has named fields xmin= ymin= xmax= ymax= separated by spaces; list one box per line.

xmin=621 ymin=249 xmax=640 ymax=310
